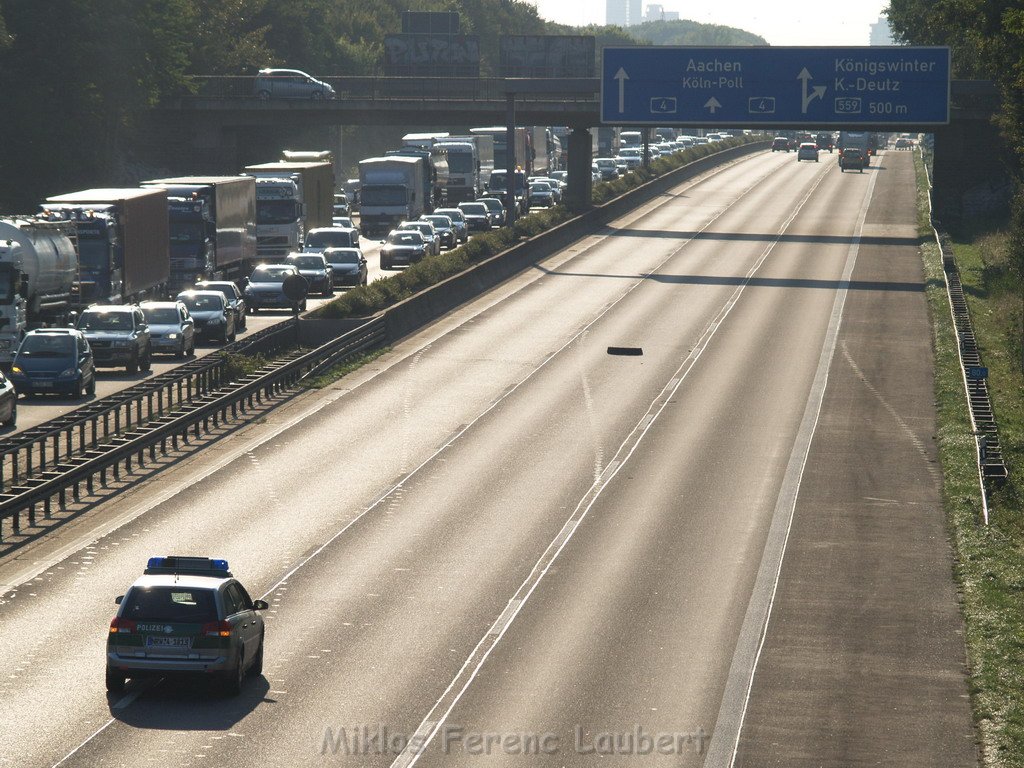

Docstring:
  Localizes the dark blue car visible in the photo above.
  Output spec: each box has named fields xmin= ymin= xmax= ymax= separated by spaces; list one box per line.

xmin=11 ymin=328 xmax=96 ymax=399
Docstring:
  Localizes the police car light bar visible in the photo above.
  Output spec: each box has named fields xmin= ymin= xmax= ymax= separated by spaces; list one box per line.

xmin=145 ymin=556 xmax=231 ymax=576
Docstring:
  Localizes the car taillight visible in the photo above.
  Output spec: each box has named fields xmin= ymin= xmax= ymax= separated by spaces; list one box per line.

xmin=201 ymin=621 xmax=232 ymax=638
xmin=109 ymin=617 xmax=136 ymax=634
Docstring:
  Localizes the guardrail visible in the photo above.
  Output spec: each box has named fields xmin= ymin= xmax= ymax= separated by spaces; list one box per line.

xmin=923 ymin=149 xmax=1006 ymax=524
xmin=183 ymin=76 xmax=599 ymax=102
xmin=0 ymin=317 xmax=386 ymax=544
xmin=0 ymin=317 xmax=299 ymax=496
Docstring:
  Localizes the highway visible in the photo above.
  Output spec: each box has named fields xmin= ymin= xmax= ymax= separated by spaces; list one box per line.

xmin=0 ymin=149 xmax=976 ymax=767
xmin=9 ymin=238 xmax=389 ymax=433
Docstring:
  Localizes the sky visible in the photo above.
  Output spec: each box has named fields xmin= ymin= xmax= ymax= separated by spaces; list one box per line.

xmin=532 ymin=0 xmax=892 ymax=47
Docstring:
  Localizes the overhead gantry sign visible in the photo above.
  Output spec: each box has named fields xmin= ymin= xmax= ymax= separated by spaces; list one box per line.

xmin=601 ymin=46 xmax=951 ymax=127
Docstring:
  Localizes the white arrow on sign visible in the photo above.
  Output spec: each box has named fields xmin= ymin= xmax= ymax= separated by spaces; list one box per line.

xmin=798 ymin=68 xmax=826 ymax=113
xmin=614 ymin=67 xmax=629 ymax=113
xmin=704 ymin=97 xmax=722 ymax=114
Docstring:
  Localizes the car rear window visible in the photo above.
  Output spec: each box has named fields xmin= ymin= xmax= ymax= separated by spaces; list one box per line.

xmin=121 ymin=586 xmax=219 ymax=622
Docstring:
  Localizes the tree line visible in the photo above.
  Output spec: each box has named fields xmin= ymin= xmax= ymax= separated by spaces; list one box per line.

xmin=0 ymin=0 xmax=765 ymax=212
xmin=886 ymin=0 xmax=1024 ymax=247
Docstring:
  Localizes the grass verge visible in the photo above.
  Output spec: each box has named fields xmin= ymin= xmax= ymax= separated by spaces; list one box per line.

xmin=302 ymin=347 xmax=391 ymax=389
xmin=916 ymin=148 xmax=1024 ymax=765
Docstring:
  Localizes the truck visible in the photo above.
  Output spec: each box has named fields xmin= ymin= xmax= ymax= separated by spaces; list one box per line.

xmin=357 ymin=156 xmax=429 ymax=238
xmin=529 ymin=127 xmax=560 ymax=175
xmin=471 ymin=127 xmax=532 ymax=177
xmin=486 ymin=169 xmax=529 ymax=216
xmin=385 ymin=146 xmax=447 ymax=211
xmin=0 ymin=218 xmax=79 ymax=363
xmin=244 ymin=160 xmax=334 ymax=259
xmin=838 ymin=131 xmax=876 ymax=166
xmin=434 ymin=136 xmax=489 ymax=204
xmin=141 ymin=176 xmax=257 ymax=291
xmin=42 ymin=188 xmax=169 ymax=306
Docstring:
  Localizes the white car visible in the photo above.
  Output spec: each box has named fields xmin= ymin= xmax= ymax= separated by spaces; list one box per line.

xmin=796 ymin=142 xmax=820 ymax=162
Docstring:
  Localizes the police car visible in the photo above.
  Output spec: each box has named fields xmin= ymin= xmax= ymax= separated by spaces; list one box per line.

xmin=107 ymin=556 xmax=267 ymax=695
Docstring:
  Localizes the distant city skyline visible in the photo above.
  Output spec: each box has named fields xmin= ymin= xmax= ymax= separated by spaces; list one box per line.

xmin=533 ymin=0 xmax=893 ymax=47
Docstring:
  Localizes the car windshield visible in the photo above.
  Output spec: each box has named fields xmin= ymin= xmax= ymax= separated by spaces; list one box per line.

xmin=142 ymin=307 xmax=181 ymax=324
xmin=251 ymin=267 xmax=293 ymax=283
xmin=388 ymin=232 xmax=423 ymax=245
xmin=306 ymin=230 xmax=354 ymax=248
xmin=121 ymin=586 xmax=219 ymax=623
xmin=460 ymin=204 xmax=487 ymax=215
xmin=78 ymin=312 xmax=132 ymax=331
xmin=424 ymin=217 xmax=451 ymax=228
xmin=18 ymin=334 xmax=74 ymax=357
xmin=436 ymin=210 xmax=464 ymax=222
xmin=179 ymin=294 xmax=223 ymax=312
xmin=288 ymin=256 xmax=325 ymax=269
xmin=197 ymin=284 xmax=236 ymax=301
xmin=479 ymin=200 xmax=502 ymax=212
xmin=326 ymin=251 xmax=360 ymax=265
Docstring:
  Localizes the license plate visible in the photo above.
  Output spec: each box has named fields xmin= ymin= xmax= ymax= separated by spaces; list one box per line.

xmin=146 ymin=636 xmax=192 ymax=649
xmin=34 ymin=381 xmax=53 ymax=388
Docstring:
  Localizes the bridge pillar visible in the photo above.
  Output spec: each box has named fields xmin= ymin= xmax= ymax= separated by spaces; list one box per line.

xmin=565 ymin=128 xmax=593 ymax=212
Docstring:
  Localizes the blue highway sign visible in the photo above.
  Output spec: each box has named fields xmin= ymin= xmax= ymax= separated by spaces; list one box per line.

xmin=601 ymin=46 xmax=950 ymax=126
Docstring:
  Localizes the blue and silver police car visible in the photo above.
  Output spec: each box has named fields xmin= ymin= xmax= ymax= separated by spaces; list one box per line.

xmin=107 ymin=556 xmax=267 ymax=695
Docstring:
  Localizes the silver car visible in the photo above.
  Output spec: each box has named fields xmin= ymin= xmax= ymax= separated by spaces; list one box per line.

xmin=107 ymin=556 xmax=268 ymax=696
xmin=253 ymin=68 xmax=335 ymax=100
xmin=140 ymin=301 xmax=195 ymax=358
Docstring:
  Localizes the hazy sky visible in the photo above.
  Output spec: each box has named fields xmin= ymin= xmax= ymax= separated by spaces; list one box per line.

xmin=532 ymin=0 xmax=892 ymax=47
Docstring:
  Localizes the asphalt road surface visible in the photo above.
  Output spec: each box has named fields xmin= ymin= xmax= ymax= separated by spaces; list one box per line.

xmin=0 ymin=149 xmax=976 ymax=768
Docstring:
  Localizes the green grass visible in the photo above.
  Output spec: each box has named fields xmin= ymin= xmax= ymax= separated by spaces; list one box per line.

xmin=916 ymin=149 xmax=1024 ymax=765
xmin=302 ymin=347 xmax=391 ymax=389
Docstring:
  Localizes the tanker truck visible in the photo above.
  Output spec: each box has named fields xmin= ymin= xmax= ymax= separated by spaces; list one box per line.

xmin=0 ymin=218 xmax=79 ymax=364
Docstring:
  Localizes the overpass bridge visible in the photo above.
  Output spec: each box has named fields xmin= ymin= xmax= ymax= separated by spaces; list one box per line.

xmin=145 ymin=77 xmax=1004 ymax=220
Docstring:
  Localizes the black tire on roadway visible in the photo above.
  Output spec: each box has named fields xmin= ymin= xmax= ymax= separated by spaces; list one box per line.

xmin=87 ymin=375 xmax=96 ymax=397
xmin=126 ymin=351 xmax=139 ymax=375
xmin=106 ymin=668 xmax=125 ymax=693
xmin=140 ymin=348 xmax=152 ymax=373
xmin=223 ymin=650 xmax=245 ymax=696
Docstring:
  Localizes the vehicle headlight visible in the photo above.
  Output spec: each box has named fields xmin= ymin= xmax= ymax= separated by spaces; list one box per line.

xmin=11 ymin=366 xmax=22 ymax=374
xmin=59 ymin=367 xmax=78 ymax=378
xmin=167 ymin=333 xmax=179 ymax=340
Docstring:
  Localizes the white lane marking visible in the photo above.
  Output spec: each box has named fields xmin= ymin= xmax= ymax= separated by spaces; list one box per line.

xmin=702 ymin=162 xmax=881 ymax=768
xmin=386 ymin=159 xmax=836 ymax=768
xmin=45 ymin=155 xmax=810 ymax=766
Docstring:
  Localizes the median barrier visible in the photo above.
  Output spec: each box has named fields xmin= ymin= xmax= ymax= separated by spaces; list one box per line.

xmin=383 ymin=140 xmax=770 ymax=342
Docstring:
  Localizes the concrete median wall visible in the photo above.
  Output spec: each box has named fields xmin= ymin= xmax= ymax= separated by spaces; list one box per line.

xmin=382 ymin=140 xmax=770 ymax=342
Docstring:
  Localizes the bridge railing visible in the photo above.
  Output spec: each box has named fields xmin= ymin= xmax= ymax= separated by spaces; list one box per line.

xmin=184 ymin=76 xmax=598 ymax=102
